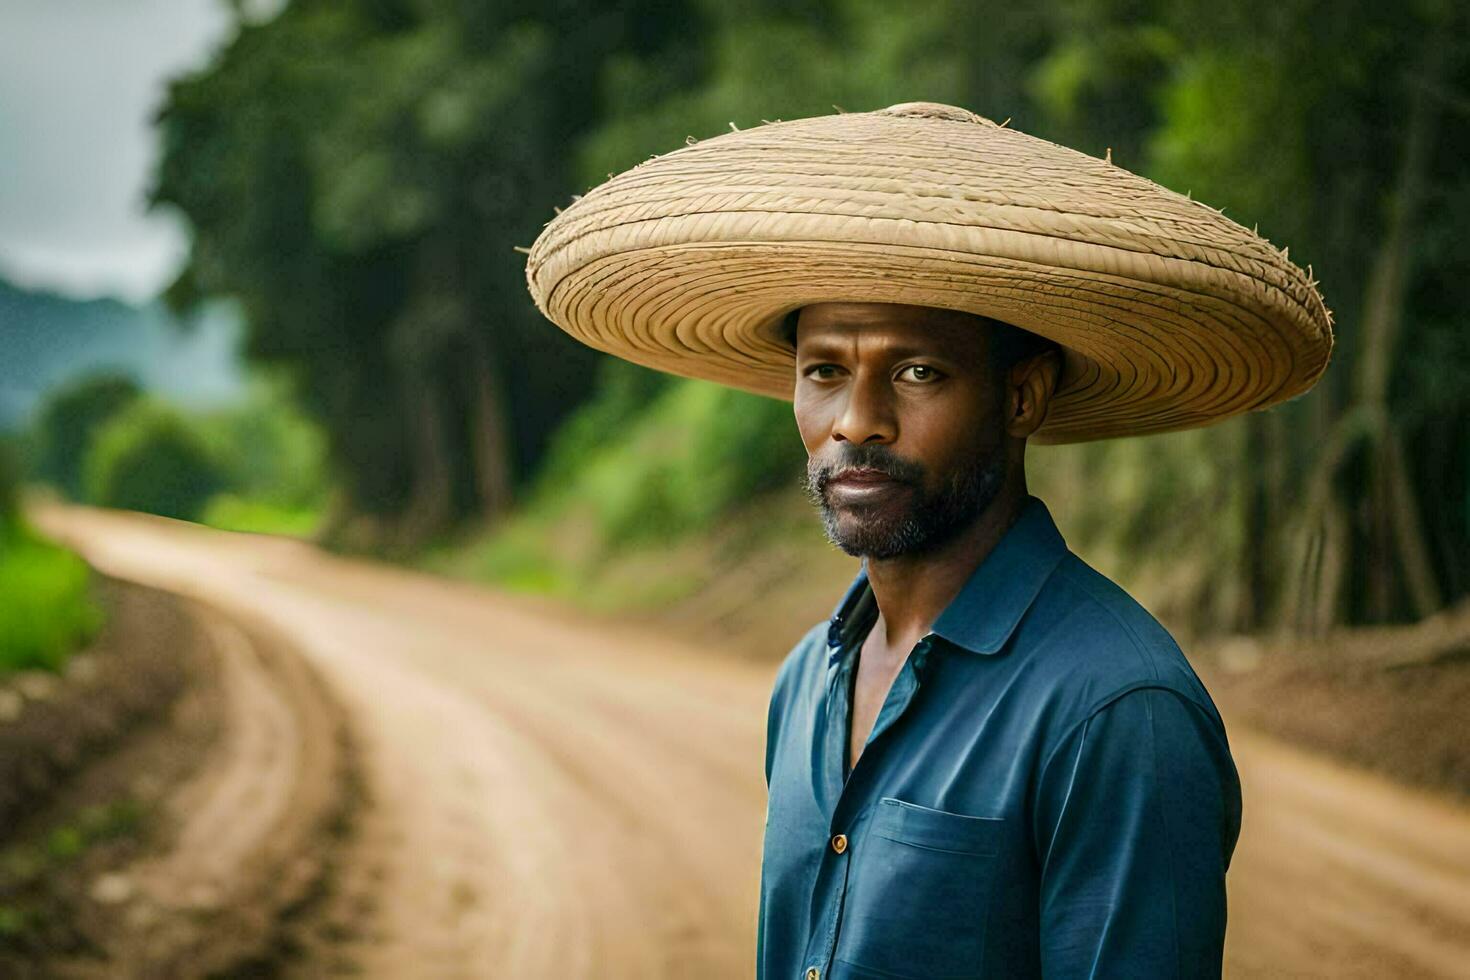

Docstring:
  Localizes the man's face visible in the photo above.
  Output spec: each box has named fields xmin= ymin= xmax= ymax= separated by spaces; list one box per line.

xmin=793 ymin=302 xmax=1010 ymax=560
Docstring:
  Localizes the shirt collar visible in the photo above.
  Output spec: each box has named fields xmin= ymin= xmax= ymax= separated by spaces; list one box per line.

xmin=826 ymin=495 xmax=1069 ymax=665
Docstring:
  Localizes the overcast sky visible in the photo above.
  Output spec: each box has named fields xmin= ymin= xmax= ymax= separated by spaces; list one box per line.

xmin=0 ymin=0 xmax=233 ymax=303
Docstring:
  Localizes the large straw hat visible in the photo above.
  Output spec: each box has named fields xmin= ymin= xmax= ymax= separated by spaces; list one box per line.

xmin=524 ymin=102 xmax=1333 ymax=442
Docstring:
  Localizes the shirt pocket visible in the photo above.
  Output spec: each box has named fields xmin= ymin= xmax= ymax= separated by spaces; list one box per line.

xmin=835 ymin=796 xmax=1004 ymax=980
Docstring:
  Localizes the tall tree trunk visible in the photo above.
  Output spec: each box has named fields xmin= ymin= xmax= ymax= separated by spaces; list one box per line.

xmin=1352 ymin=31 xmax=1447 ymax=619
xmin=464 ymin=329 xmax=514 ymax=523
xmin=396 ymin=369 xmax=455 ymax=551
xmin=1288 ymin=32 xmax=1449 ymax=628
xmin=1241 ymin=414 xmax=1270 ymax=630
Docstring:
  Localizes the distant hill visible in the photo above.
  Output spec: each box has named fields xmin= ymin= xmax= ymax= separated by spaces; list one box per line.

xmin=0 ymin=277 xmax=246 ymax=431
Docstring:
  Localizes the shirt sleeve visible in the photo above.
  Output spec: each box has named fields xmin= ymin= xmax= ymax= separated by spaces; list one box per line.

xmin=1033 ymin=685 xmax=1242 ymax=979
xmin=764 ymin=670 xmax=783 ymax=789
xmin=764 ymin=630 xmax=810 ymax=788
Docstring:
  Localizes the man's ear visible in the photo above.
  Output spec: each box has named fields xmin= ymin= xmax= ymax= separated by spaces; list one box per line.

xmin=1005 ymin=349 xmax=1062 ymax=438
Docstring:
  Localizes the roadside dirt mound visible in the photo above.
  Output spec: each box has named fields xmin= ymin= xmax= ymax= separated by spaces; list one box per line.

xmin=0 ymin=577 xmax=193 ymax=836
xmin=1 ymin=578 xmax=224 ymax=972
xmin=0 ymin=577 xmax=363 ymax=979
xmin=1199 ymin=608 xmax=1470 ymax=801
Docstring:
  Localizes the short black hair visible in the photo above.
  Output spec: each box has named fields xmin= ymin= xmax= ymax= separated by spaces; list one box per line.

xmin=987 ymin=315 xmax=1063 ymax=377
xmin=779 ymin=306 xmax=1061 ymax=378
xmin=778 ymin=309 xmax=801 ymax=349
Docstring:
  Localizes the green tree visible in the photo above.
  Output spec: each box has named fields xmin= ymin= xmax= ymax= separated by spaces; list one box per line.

xmin=83 ymin=400 xmax=228 ymax=521
xmin=1143 ymin=0 xmax=1469 ymax=629
xmin=30 ymin=373 xmax=143 ymax=500
xmin=1009 ymin=0 xmax=1470 ymax=630
xmin=151 ymin=0 xmax=709 ymax=550
xmin=195 ymin=371 xmax=332 ymax=511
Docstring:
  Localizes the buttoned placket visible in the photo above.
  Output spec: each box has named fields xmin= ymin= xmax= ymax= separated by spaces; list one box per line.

xmin=801 ymin=628 xmax=937 ymax=979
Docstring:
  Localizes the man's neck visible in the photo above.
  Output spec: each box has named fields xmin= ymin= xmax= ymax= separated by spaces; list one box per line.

xmin=863 ymin=482 xmax=1029 ymax=658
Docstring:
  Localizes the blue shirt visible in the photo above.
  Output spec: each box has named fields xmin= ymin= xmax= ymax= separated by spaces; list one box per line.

xmin=757 ymin=496 xmax=1241 ymax=980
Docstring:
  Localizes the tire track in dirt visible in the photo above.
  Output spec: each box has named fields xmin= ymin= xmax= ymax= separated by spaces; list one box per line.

xmin=127 ymin=601 xmax=354 ymax=978
xmin=236 ymin=570 xmax=767 ymax=978
xmin=22 ymin=585 xmax=358 ymax=979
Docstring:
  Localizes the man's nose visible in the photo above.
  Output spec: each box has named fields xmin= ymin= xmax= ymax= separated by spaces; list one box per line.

xmin=832 ymin=372 xmax=897 ymax=444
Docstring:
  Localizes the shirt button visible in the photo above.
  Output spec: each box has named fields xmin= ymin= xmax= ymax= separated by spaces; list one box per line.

xmin=831 ymin=833 xmax=848 ymax=854
xmin=806 ymin=969 xmax=820 ymax=980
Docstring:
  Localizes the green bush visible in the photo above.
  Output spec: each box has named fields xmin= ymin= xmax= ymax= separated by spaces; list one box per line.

xmin=199 ymin=494 xmax=327 ymax=537
xmin=529 ymin=358 xmax=673 ymax=495
xmin=182 ymin=370 xmax=335 ymax=537
xmin=82 ymin=399 xmax=227 ymax=521
xmin=30 ymin=373 xmax=143 ymax=500
xmin=529 ymin=373 xmax=805 ymax=547
xmin=192 ymin=371 xmax=332 ymax=516
xmin=429 ymin=370 xmax=809 ymax=603
xmin=0 ymin=520 xmax=104 ymax=674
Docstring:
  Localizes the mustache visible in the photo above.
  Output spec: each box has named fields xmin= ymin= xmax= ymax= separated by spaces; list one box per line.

xmin=806 ymin=444 xmax=925 ymax=496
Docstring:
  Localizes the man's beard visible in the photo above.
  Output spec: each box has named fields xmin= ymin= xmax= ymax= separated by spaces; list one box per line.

xmin=803 ymin=442 xmax=1006 ymax=560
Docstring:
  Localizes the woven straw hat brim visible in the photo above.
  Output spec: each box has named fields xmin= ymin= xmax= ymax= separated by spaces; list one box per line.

xmin=525 ymin=102 xmax=1334 ymax=443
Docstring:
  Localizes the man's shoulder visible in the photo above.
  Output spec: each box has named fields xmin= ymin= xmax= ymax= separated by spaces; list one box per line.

xmin=769 ymin=619 xmax=829 ymax=700
xmin=784 ymin=617 xmax=830 ymax=663
xmin=1022 ymin=550 xmax=1224 ymax=728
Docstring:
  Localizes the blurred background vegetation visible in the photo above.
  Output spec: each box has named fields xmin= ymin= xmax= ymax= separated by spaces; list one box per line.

xmin=0 ymin=435 xmax=103 ymax=675
xmin=4 ymin=0 xmax=1467 ymax=673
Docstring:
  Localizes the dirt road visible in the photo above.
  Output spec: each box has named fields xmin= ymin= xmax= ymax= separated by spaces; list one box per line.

xmin=30 ymin=503 xmax=1470 ymax=978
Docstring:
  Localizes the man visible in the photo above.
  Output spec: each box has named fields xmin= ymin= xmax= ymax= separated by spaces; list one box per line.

xmin=762 ymin=298 xmax=1239 ymax=979
xmin=526 ymin=102 xmax=1332 ymax=978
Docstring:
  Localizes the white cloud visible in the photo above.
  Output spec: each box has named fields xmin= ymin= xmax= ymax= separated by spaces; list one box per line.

xmin=0 ymin=0 xmax=233 ymax=302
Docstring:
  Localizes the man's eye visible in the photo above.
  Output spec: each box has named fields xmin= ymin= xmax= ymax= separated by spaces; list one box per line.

xmin=898 ymin=364 xmax=942 ymax=382
xmin=804 ymin=364 xmax=842 ymax=379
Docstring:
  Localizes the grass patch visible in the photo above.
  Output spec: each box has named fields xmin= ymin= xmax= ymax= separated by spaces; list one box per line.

xmin=417 ymin=368 xmax=811 ymax=612
xmin=0 ymin=520 xmax=104 ymax=676
xmin=199 ymin=492 xmax=325 ymax=538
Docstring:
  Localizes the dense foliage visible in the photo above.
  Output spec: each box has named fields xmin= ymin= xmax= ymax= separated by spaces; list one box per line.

xmin=0 ymin=438 xmax=103 ymax=675
xmin=154 ymin=0 xmax=1469 ymax=630
xmin=82 ymin=400 xmax=227 ymax=522
xmin=30 ymin=375 xmax=143 ymax=502
xmin=526 ymin=359 xmax=805 ymax=546
xmin=0 ymin=523 xmax=104 ymax=675
xmin=152 ymin=0 xmax=709 ymax=549
xmin=194 ymin=372 xmax=333 ymax=512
